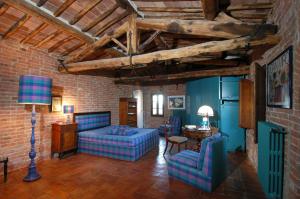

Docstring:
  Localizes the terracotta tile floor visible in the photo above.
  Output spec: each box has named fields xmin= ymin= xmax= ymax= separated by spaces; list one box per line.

xmin=0 ymin=138 xmax=266 ymax=199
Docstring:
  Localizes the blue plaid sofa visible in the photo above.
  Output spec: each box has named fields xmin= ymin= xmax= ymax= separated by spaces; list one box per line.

xmin=158 ymin=116 xmax=182 ymax=136
xmin=168 ymin=133 xmax=227 ymax=192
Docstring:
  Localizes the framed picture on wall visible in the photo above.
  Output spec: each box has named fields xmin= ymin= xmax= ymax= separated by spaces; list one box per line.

xmin=168 ymin=96 xmax=185 ymax=110
xmin=267 ymin=46 xmax=293 ymax=109
xmin=51 ymin=96 xmax=62 ymax=112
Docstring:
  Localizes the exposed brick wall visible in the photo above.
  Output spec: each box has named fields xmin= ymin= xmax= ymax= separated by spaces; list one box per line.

xmin=142 ymin=84 xmax=185 ymax=128
xmin=246 ymin=0 xmax=300 ymax=198
xmin=0 ymin=39 xmax=133 ymax=172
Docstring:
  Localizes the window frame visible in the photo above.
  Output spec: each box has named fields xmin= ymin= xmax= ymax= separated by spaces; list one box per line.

xmin=151 ymin=93 xmax=164 ymax=117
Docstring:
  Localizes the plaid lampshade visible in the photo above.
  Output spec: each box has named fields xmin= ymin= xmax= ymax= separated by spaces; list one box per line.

xmin=18 ymin=75 xmax=52 ymax=105
xmin=63 ymin=105 xmax=74 ymax=114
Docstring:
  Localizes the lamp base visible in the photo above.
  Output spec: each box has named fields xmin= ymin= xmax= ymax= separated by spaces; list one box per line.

xmin=23 ymin=167 xmax=41 ymax=182
xmin=66 ymin=115 xmax=71 ymax=124
xmin=24 ymin=104 xmax=41 ymax=182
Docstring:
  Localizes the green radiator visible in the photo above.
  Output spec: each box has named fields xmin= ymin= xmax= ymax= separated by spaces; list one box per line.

xmin=258 ymin=121 xmax=286 ymax=199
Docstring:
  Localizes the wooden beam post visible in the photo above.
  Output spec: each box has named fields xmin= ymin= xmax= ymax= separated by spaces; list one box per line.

xmin=60 ymin=35 xmax=280 ymax=72
xmin=127 ymin=13 xmax=139 ymax=54
xmin=3 ymin=0 xmax=95 ymax=43
xmin=114 ymin=66 xmax=250 ymax=84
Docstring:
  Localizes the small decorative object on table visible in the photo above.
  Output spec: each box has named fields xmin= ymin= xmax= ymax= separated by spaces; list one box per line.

xmin=18 ymin=75 xmax=52 ymax=182
xmin=63 ymin=105 xmax=74 ymax=124
xmin=197 ymin=105 xmax=214 ymax=130
xmin=51 ymin=122 xmax=78 ymax=159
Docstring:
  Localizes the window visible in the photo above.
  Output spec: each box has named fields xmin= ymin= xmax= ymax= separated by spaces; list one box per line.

xmin=152 ymin=94 xmax=164 ymax=116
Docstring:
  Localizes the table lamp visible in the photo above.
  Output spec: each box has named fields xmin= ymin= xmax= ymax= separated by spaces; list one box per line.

xmin=18 ymin=75 xmax=52 ymax=182
xmin=197 ymin=105 xmax=214 ymax=130
xmin=63 ymin=105 xmax=74 ymax=124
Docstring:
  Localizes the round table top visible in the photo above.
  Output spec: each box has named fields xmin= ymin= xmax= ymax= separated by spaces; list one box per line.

xmin=182 ymin=126 xmax=218 ymax=139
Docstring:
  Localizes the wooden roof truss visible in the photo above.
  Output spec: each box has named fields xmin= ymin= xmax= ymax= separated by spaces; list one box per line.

xmin=0 ymin=0 xmax=279 ymax=85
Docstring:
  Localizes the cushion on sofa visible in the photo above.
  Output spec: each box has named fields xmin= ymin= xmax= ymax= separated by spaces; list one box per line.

xmin=108 ymin=127 xmax=137 ymax=136
xmin=169 ymin=150 xmax=199 ymax=168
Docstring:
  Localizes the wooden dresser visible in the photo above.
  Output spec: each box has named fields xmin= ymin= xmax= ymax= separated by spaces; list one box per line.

xmin=51 ymin=123 xmax=78 ymax=159
xmin=119 ymin=98 xmax=137 ymax=127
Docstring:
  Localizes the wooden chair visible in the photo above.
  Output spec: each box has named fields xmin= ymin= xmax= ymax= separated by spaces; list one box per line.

xmin=0 ymin=157 xmax=8 ymax=183
xmin=163 ymin=125 xmax=188 ymax=155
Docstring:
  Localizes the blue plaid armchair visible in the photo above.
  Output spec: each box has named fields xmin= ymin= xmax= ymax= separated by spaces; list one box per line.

xmin=167 ymin=133 xmax=227 ymax=192
xmin=158 ymin=116 xmax=182 ymax=136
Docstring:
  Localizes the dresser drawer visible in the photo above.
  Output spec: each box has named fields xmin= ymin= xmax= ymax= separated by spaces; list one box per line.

xmin=62 ymin=131 xmax=77 ymax=151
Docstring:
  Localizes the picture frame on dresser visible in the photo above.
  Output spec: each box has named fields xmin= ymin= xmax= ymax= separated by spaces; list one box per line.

xmin=266 ymin=46 xmax=293 ymax=109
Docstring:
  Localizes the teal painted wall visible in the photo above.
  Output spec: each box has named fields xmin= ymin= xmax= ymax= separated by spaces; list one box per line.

xmin=185 ymin=77 xmax=220 ymax=127
xmin=172 ymin=76 xmax=246 ymax=152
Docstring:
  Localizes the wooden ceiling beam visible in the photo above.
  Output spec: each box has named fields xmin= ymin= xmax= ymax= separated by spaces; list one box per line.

xmin=62 ymin=42 xmax=86 ymax=56
xmin=133 ymin=0 xmax=200 ymax=2
xmin=230 ymin=12 xmax=268 ymax=19
xmin=2 ymin=14 xmax=31 ymax=39
xmin=53 ymin=0 xmax=76 ymax=17
xmin=21 ymin=22 xmax=47 ymax=43
xmin=114 ymin=66 xmax=250 ymax=84
xmin=201 ymin=0 xmax=219 ymax=20
xmin=60 ymin=35 xmax=280 ymax=72
xmin=34 ymin=30 xmax=62 ymax=47
xmin=64 ymin=21 xmax=128 ymax=63
xmin=82 ymin=4 xmax=118 ymax=32
xmin=36 ymin=0 xmax=48 ymax=7
xmin=48 ymin=36 xmax=74 ymax=53
xmin=214 ymin=11 xmax=241 ymax=23
xmin=138 ymin=30 xmax=161 ymax=52
xmin=116 ymin=0 xmax=144 ymax=18
xmin=138 ymin=7 xmax=202 ymax=13
xmin=0 ymin=3 xmax=9 ymax=16
xmin=144 ymin=12 xmax=203 ymax=19
xmin=226 ymin=3 xmax=273 ymax=11
xmin=3 ymin=0 xmax=95 ymax=43
xmin=136 ymin=18 xmax=277 ymax=39
xmin=111 ymin=37 xmax=128 ymax=53
xmin=95 ymin=11 xmax=129 ymax=37
xmin=69 ymin=0 xmax=103 ymax=25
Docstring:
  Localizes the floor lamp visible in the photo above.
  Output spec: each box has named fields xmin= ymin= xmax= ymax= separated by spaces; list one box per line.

xmin=18 ymin=75 xmax=52 ymax=182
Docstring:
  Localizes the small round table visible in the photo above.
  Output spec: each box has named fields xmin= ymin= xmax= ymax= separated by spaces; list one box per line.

xmin=182 ymin=127 xmax=218 ymax=151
